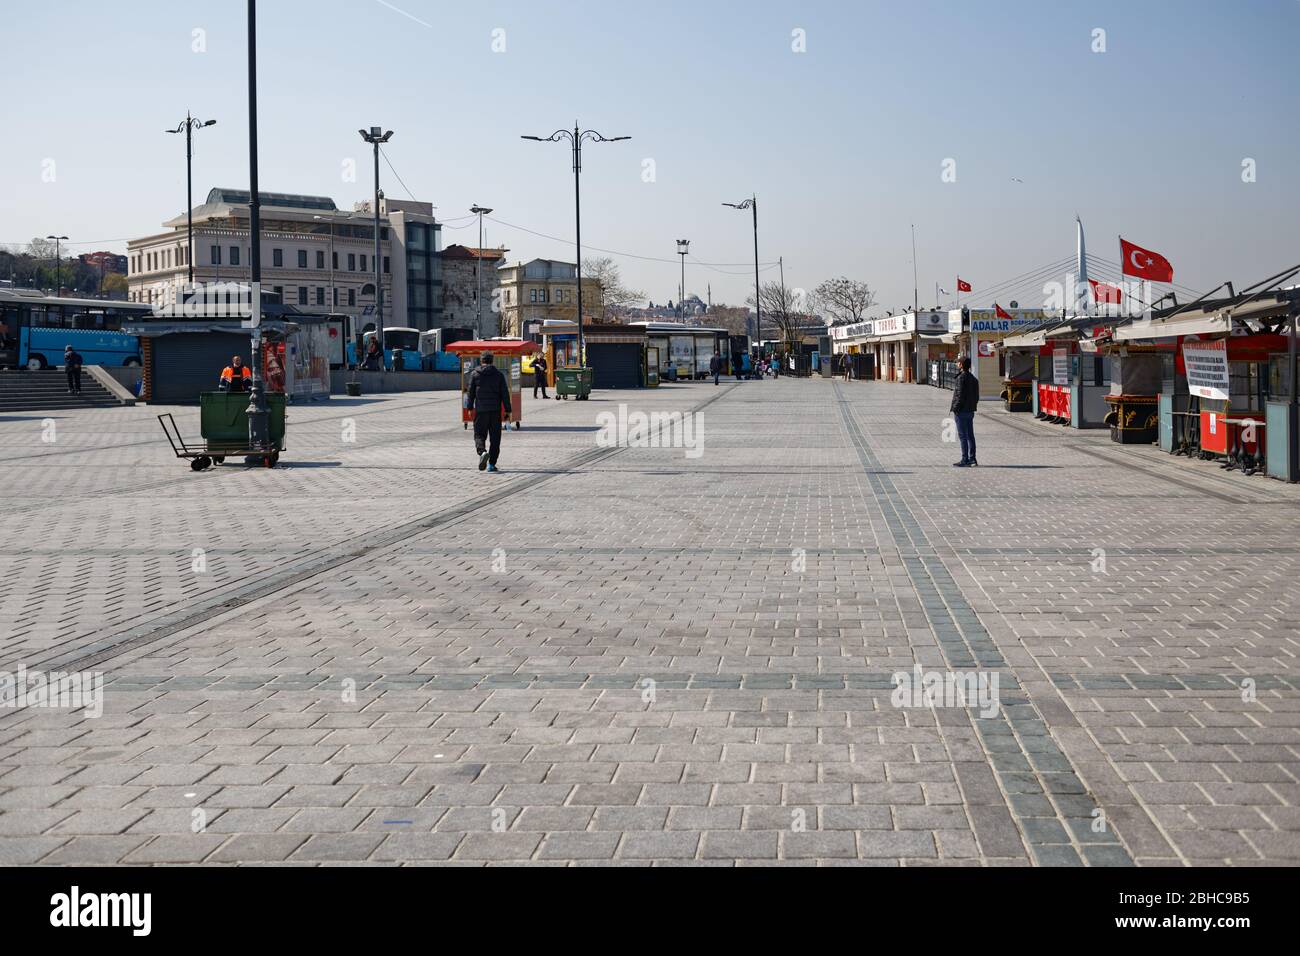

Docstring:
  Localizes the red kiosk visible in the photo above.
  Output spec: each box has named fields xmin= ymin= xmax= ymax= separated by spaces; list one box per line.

xmin=445 ymin=339 xmax=536 ymax=431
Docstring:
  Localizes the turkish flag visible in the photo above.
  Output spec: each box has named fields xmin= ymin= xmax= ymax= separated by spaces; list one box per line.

xmin=957 ymin=278 xmax=972 ymax=293
xmin=994 ymin=303 xmax=1013 ymax=321
xmin=1089 ymin=279 xmax=1123 ymax=304
xmin=1120 ymin=238 xmax=1174 ymax=282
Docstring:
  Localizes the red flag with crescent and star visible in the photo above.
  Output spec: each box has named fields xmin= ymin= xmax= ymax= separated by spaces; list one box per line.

xmin=994 ymin=303 xmax=1013 ymax=321
xmin=1089 ymin=279 xmax=1123 ymax=304
xmin=957 ymin=278 xmax=972 ymax=293
xmin=1120 ymin=238 xmax=1174 ymax=282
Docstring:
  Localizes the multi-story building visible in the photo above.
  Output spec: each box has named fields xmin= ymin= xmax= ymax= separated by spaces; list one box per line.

xmin=439 ymin=244 xmax=507 ymax=338
xmin=127 ymin=189 xmax=445 ymax=331
xmin=496 ymin=258 xmax=603 ymax=338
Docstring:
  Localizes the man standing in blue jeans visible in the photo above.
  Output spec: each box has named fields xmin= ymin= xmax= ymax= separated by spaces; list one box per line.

xmin=950 ymin=355 xmax=979 ymax=467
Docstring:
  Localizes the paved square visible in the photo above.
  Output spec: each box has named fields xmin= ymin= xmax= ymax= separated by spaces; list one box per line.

xmin=1 ymin=378 xmax=1297 ymax=865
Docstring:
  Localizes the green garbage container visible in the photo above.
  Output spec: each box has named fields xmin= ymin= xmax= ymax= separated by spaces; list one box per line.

xmin=554 ymin=367 xmax=593 ymax=401
xmin=199 ymin=391 xmax=286 ymax=450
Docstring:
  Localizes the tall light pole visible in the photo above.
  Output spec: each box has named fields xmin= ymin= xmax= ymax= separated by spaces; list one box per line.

xmin=245 ymin=0 xmax=269 ymax=453
xmin=522 ymin=124 xmax=630 ymax=374
xmin=723 ymin=196 xmax=760 ymax=352
xmin=470 ymin=204 xmax=493 ymax=338
xmin=676 ymin=239 xmax=690 ymax=318
xmin=45 ymin=235 xmax=68 ymax=296
xmin=358 ymin=127 xmax=392 ymax=359
xmin=166 ymin=113 xmax=217 ymax=286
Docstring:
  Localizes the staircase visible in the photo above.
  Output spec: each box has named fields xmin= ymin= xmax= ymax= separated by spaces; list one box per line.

xmin=0 ymin=369 xmax=132 ymax=413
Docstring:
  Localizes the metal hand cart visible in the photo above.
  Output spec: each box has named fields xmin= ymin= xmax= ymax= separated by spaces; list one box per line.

xmin=157 ymin=391 xmax=286 ymax=470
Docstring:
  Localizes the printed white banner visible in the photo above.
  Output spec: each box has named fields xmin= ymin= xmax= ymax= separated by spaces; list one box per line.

xmin=1183 ymin=339 xmax=1229 ymax=401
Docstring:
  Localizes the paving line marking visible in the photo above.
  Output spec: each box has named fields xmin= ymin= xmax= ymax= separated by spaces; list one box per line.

xmin=5 ymin=386 xmax=737 ymax=684
xmin=833 ymin=382 xmax=1135 ymax=866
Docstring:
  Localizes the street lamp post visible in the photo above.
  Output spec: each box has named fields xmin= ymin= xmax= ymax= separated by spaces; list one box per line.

xmin=45 ymin=235 xmax=68 ymax=296
xmin=470 ymin=204 xmax=493 ymax=338
xmin=723 ymin=196 xmax=761 ymax=353
xmin=166 ymin=112 xmax=217 ymax=286
xmin=676 ymin=239 xmax=690 ymax=317
xmin=244 ymin=0 xmax=269 ymax=454
xmin=522 ymin=124 xmax=630 ymax=374
xmin=358 ymin=127 xmax=393 ymax=362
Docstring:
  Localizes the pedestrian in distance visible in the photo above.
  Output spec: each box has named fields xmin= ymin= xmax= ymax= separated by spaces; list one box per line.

xmin=468 ymin=352 xmax=512 ymax=473
xmin=950 ymin=354 xmax=980 ymax=468
xmin=63 ymin=345 xmax=83 ymax=394
xmin=532 ymin=350 xmax=549 ymax=399
xmin=710 ymin=350 xmax=722 ymax=386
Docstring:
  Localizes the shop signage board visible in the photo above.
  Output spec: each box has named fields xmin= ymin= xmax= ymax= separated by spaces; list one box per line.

xmin=1183 ymin=339 xmax=1230 ymax=401
xmin=1052 ymin=348 xmax=1070 ymax=386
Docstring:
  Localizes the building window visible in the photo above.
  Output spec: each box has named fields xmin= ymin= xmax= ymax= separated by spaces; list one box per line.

xmin=273 ymin=249 xmax=283 ymax=268
xmin=316 ymin=287 xmax=325 ymax=306
xmin=383 ymin=256 xmax=390 ymax=274
xmin=274 ymin=286 xmax=283 ymax=300
xmin=298 ymin=250 xmax=308 ymax=269
xmin=347 ymin=288 xmax=356 ymax=307
xmin=316 ymin=250 xmax=325 ymax=269
xmin=360 ymin=254 xmax=367 ymax=273
xmin=332 ymin=287 xmax=339 ymax=306
xmin=529 ymin=289 xmax=538 ymax=303
xmin=348 ymin=253 xmax=356 ymax=271
xmin=332 ymin=252 xmax=338 ymax=270
xmin=210 ymin=246 xmax=221 ymax=266
xmin=298 ymin=286 xmax=308 ymax=305
xmin=230 ymin=246 xmax=240 ymax=266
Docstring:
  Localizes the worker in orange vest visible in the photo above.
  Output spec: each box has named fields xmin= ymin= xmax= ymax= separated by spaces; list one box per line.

xmin=219 ymin=355 xmax=252 ymax=392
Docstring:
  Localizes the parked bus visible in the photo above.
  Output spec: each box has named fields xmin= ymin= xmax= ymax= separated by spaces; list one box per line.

xmin=345 ymin=326 xmax=422 ymax=370
xmin=0 ymin=289 xmax=154 ymax=370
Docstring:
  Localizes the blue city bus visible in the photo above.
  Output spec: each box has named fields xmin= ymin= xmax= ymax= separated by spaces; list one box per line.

xmin=345 ymin=326 xmax=423 ymax=371
xmin=0 ymin=290 xmax=153 ymax=370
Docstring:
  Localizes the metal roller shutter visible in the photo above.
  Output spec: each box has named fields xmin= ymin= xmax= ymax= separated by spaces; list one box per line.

xmin=587 ymin=342 xmax=641 ymax=389
xmin=151 ymin=332 xmax=249 ymax=403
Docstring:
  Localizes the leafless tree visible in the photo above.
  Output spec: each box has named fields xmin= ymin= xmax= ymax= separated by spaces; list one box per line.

xmin=582 ymin=257 xmax=644 ymax=322
xmin=815 ymin=276 xmax=876 ymax=325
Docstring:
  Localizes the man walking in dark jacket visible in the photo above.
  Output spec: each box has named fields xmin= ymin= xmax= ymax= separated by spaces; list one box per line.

xmin=950 ymin=355 xmax=979 ymax=467
xmin=709 ymin=350 xmax=722 ymax=386
xmin=467 ymin=352 xmax=512 ymax=472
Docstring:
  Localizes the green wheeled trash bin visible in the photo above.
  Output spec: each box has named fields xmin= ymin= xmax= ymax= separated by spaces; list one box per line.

xmin=554 ymin=367 xmax=593 ymax=401
xmin=199 ymin=391 xmax=286 ymax=465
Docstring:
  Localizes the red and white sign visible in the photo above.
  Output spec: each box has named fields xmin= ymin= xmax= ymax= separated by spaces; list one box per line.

xmin=977 ymin=340 xmax=996 ymax=357
xmin=1182 ymin=338 xmax=1229 ymax=401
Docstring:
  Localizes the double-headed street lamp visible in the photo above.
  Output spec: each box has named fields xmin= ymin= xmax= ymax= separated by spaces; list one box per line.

xmin=358 ymin=127 xmax=393 ymax=359
xmin=676 ymin=239 xmax=690 ymax=317
xmin=723 ymin=196 xmax=761 ymax=353
xmin=166 ymin=113 xmax=217 ymax=285
xmin=470 ymin=204 xmax=493 ymax=338
xmin=521 ymin=124 xmax=629 ymax=367
xmin=45 ymin=235 xmax=68 ymax=295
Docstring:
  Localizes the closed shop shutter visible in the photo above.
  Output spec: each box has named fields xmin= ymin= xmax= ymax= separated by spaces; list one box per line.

xmin=151 ymin=332 xmax=249 ymax=403
xmin=587 ymin=342 xmax=641 ymax=389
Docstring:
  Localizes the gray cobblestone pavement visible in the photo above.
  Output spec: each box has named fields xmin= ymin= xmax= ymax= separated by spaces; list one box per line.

xmin=1 ymin=378 xmax=1297 ymax=865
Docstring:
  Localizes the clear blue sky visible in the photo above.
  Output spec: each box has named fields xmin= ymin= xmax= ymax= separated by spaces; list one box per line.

xmin=2 ymin=0 xmax=1297 ymax=312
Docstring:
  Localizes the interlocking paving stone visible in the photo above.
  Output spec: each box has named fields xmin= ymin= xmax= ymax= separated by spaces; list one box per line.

xmin=1 ymin=381 xmax=1297 ymax=865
